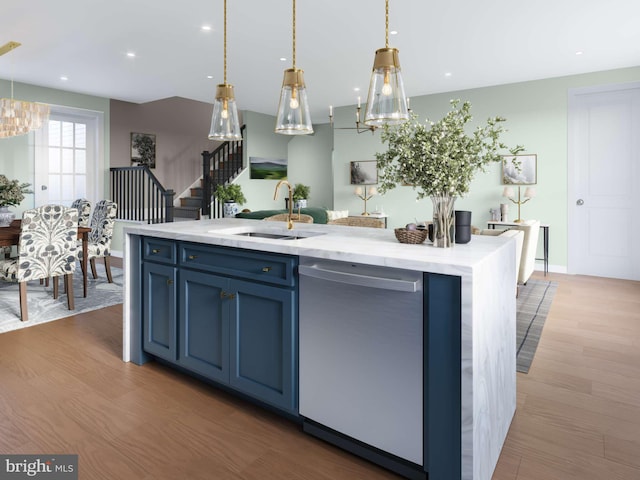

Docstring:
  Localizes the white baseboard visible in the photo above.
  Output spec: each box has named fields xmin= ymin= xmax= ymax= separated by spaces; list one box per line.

xmin=535 ymin=261 xmax=567 ymax=274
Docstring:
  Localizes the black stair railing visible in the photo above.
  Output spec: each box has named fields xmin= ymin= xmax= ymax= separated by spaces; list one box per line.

xmin=202 ymin=125 xmax=246 ymax=219
xmin=110 ymin=166 xmax=175 ymax=224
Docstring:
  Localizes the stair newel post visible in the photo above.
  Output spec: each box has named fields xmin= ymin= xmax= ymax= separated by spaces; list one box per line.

xmin=163 ymin=189 xmax=175 ymax=223
xmin=202 ymin=150 xmax=212 ymax=218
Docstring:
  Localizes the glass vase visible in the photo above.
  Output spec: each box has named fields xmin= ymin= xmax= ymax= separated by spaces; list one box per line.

xmin=431 ymin=195 xmax=456 ymax=248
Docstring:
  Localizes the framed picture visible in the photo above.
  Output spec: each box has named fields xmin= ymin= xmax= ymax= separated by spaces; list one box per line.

xmin=249 ymin=156 xmax=288 ymax=180
xmin=131 ymin=132 xmax=156 ymax=168
xmin=502 ymin=154 xmax=537 ymax=185
xmin=350 ymin=161 xmax=377 ymax=184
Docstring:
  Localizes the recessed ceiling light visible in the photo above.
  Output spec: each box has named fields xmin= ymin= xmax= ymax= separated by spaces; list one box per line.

xmin=354 ymin=87 xmax=361 ymax=92
xmin=126 ymin=52 xmax=136 ymax=58
xmin=280 ymin=57 xmax=287 ymax=62
xmin=201 ymin=25 xmax=212 ymax=31
xmin=444 ymin=72 xmax=452 ymax=77
xmin=207 ymin=75 xmax=213 ymax=79
xmin=60 ymin=76 xmax=68 ymax=81
xmin=390 ymin=30 xmax=398 ymax=35
xmin=575 ymin=51 xmax=584 ymax=56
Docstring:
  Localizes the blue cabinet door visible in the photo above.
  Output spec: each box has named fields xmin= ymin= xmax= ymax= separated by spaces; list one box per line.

xmin=178 ymin=269 xmax=230 ymax=383
xmin=228 ymin=278 xmax=297 ymax=413
xmin=142 ymin=262 xmax=177 ymax=361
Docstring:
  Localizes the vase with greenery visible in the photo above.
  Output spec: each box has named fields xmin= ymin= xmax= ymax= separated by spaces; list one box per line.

xmin=214 ymin=183 xmax=246 ymax=218
xmin=375 ymin=99 xmax=523 ymax=247
xmin=292 ymin=183 xmax=310 ymax=210
xmin=0 ymin=175 xmax=32 ymax=226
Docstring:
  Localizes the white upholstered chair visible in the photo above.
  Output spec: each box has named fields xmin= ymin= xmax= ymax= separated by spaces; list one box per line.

xmin=510 ymin=220 xmax=540 ymax=285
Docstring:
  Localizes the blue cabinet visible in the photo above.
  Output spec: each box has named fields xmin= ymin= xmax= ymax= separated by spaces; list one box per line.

xmin=230 ymin=278 xmax=297 ymax=412
xmin=178 ymin=269 xmax=229 ymax=383
xmin=141 ymin=238 xmax=298 ymax=415
xmin=142 ymin=261 xmax=177 ymax=362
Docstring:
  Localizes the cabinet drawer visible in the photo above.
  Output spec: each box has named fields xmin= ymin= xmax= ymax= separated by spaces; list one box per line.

xmin=179 ymin=243 xmax=296 ymax=287
xmin=143 ymin=237 xmax=177 ymax=264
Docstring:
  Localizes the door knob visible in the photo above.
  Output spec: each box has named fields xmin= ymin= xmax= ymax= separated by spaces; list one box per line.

xmin=576 ymin=199 xmax=584 ymax=206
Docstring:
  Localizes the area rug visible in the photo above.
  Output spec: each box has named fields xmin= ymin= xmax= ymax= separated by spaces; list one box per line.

xmin=0 ymin=267 xmax=123 ymax=334
xmin=517 ymin=279 xmax=558 ymax=373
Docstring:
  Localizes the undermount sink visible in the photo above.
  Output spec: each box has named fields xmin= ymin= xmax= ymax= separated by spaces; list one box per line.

xmin=210 ymin=226 xmax=325 ymax=241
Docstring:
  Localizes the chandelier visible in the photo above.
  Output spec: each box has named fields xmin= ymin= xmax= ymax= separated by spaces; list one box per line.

xmin=328 ymin=97 xmax=411 ymax=134
xmin=0 ymin=41 xmax=50 ymax=139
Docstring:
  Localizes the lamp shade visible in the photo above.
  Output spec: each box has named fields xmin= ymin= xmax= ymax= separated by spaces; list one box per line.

xmin=502 ymin=186 xmax=515 ymax=197
xmin=524 ymin=187 xmax=537 ymax=198
xmin=275 ymin=68 xmax=313 ymax=135
xmin=364 ymin=48 xmax=409 ymax=126
xmin=208 ymin=84 xmax=242 ymax=141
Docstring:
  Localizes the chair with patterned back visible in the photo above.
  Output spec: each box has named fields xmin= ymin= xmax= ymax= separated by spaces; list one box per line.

xmin=0 ymin=205 xmax=78 ymax=321
xmin=71 ymin=198 xmax=92 ymax=228
xmin=80 ymin=199 xmax=117 ymax=283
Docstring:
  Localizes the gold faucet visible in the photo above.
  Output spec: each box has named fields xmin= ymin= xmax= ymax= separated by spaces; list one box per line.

xmin=273 ymin=180 xmax=294 ymax=230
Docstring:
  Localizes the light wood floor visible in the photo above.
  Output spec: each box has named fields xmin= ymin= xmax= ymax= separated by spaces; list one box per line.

xmin=0 ymin=270 xmax=639 ymax=479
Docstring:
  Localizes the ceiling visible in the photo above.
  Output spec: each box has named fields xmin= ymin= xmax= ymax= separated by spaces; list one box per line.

xmin=1 ymin=0 xmax=639 ymax=123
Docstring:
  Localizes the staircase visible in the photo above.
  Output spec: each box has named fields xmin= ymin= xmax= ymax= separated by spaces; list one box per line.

xmin=173 ymin=125 xmax=246 ymax=221
xmin=174 ymin=184 xmax=203 ymax=220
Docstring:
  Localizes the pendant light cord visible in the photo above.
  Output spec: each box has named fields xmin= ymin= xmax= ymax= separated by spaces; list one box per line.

xmin=292 ymin=0 xmax=296 ymax=69
xmin=385 ymin=0 xmax=389 ymax=48
xmin=223 ymin=0 xmax=227 ymax=84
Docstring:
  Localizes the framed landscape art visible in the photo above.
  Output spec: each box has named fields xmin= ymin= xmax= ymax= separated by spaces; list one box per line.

xmin=350 ymin=161 xmax=377 ymax=185
xmin=502 ymin=154 xmax=537 ymax=185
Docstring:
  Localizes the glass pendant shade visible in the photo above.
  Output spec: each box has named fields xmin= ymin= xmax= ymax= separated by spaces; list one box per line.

xmin=364 ymin=47 xmax=409 ymax=126
xmin=275 ymin=68 xmax=313 ymax=135
xmin=208 ymin=84 xmax=242 ymax=141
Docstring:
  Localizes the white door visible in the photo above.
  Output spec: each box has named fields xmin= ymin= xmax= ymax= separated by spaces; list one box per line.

xmin=34 ymin=107 xmax=103 ymax=207
xmin=568 ymin=83 xmax=640 ymax=280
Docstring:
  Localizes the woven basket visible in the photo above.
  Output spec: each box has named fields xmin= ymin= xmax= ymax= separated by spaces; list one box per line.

xmin=394 ymin=228 xmax=428 ymax=244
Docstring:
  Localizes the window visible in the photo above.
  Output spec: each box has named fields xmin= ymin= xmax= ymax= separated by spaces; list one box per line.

xmin=35 ymin=107 xmax=104 ymax=207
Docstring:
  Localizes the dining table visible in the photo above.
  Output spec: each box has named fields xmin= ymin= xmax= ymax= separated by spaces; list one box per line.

xmin=0 ymin=219 xmax=91 ymax=297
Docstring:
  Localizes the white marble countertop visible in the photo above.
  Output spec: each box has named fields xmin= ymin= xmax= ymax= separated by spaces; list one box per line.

xmin=123 ymin=218 xmax=513 ymax=277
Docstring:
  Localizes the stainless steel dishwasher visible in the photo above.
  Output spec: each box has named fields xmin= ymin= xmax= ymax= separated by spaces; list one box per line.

xmin=298 ymin=257 xmax=423 ymax=466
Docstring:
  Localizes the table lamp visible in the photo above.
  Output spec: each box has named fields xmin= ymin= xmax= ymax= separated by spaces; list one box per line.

xmin=503 ymin=186 xmax=536 ymax=223
xmin=355 ymin=186 xmax=377 ymax=215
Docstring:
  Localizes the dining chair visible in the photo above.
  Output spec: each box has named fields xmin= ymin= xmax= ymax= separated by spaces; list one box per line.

xmin=0 ymin=205 xmax=78 ymax=321
xmin=79 ymin=199 xmax=117 ymax=283
xmin=71 ymin=198 xmax=92 ymax=228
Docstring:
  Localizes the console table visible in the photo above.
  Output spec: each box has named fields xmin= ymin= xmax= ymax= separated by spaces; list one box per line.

xmin=487 ymin=220 xmax=549 ymax=276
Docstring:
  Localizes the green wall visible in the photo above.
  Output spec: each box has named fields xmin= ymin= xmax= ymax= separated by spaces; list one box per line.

xmin=235 ymin=111 xmax=333 ymax=212
xmin=0 ymin=79 xmax=110 ymax=216
xmin=332 ymin=66 xmax=640 ymax=271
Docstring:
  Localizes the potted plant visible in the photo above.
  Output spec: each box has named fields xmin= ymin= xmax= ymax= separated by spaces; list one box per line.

xmin=376 ymin=99 xmax=523 ymax=247
xmin=214 ymin=183 xmax=246 ymax=218
xmin=292 ymin=183 xmax=310 ymax=210
xmin=0 ymin=175 xmax=32 ymax=226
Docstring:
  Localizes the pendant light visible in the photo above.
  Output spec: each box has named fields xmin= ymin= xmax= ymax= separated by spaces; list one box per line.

xmin=0 ymin=41 xmax=50 ymax=139
xmin=364 ymin=0 xmax=409 ymax=126
xmin=208 ymin=0 xmax=242 ymax=141
xmin=275 ymin=0 xmax=313 ymax=135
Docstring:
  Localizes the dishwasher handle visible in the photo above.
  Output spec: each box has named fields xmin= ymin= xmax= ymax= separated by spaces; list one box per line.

xmin=298 ymin=264 xmax=420 ymax=293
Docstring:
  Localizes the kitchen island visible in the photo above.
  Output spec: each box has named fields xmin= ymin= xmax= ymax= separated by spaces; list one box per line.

xmin=122 ymin=218 xmax=517 ymax=480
